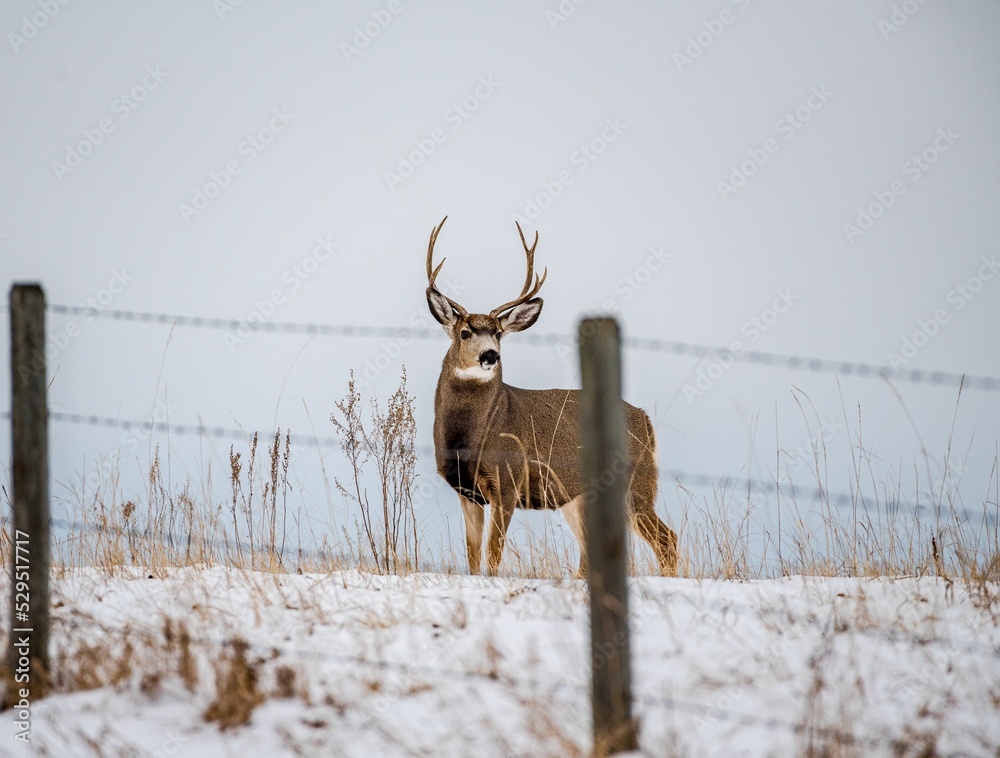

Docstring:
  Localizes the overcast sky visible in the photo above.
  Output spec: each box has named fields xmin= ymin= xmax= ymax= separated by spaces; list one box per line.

xmin=2 ymin=1 xmax=998 ymax=562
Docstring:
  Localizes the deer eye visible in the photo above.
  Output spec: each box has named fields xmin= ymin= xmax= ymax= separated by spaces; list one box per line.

xmin=460 ymin=329 xmax=472 ymax=340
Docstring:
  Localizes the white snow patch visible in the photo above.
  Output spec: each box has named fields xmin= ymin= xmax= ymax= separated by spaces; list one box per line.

xmin=4 ymin=568 xmax=998 ymax=756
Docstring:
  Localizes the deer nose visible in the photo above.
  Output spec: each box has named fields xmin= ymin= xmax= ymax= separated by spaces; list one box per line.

xmin=480 ymin=349 xmax=500 ymax=368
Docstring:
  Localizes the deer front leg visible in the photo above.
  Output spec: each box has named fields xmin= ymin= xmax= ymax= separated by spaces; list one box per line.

xmin=485 ymin=495 xmax=515 ymax=577
xmin=459 ymin=495 xmax=485 ymax=574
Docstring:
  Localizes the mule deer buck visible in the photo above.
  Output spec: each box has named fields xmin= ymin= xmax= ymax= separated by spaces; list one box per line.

xmin=425 ymin=217 xmax=678 ymax=577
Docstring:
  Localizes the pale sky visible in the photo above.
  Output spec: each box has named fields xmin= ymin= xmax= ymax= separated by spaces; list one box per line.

xmin=2 ymin=2 xmax=998 ymax=562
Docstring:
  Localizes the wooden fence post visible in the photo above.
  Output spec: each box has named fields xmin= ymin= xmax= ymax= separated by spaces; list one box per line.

xmin=7 ymin=284 xmax=50 ymax=703
xmin=579 ymin=317 xmax=637 ymax=755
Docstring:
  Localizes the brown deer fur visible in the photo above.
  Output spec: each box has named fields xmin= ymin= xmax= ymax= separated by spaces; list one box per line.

xmin=425 ymin=218 xmax=678 ymax=577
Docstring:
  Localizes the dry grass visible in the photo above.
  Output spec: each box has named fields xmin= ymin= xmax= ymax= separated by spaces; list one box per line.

xmin=667 ymin=384 xmax=999 ymax=589
xmin=0 ymin=370 xmax=994 ymax=590
xmin=330 ymin=367 xmax=420 ymax=574
xmin=203 ymin=638 xmax=264 ymax=729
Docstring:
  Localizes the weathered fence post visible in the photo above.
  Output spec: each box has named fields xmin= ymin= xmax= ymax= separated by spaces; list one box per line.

xmin=7 ymin=284 xmax=50 ymax=704
xmin=579 ymin=317 xmax=637 ymax=755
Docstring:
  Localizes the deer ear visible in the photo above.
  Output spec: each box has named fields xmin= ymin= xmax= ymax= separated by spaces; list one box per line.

xmin=499 ymin=298 xmax=543 ymax=334
xmin=427 ymin=288 xmax=459 ymax=332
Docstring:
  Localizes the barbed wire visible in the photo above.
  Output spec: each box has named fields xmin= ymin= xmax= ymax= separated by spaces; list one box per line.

xmin=1 ymin=408 xmax=861 ymax=506
xmin=9 ymin=408 xmax=997 ymax=524
xmin=43 ymin=303 xmax=1000 ymax=392
xmin=42 ymin=409 xmax=342 ymax=449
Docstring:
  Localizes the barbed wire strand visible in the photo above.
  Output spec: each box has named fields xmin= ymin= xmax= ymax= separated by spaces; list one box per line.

xmin=12 ymin=408 xmax=996 ymax=521
xmin=0 ymin=408 xmax=859 ymax=507
xmin=43 ymin=303 xmax=1000 ymax=392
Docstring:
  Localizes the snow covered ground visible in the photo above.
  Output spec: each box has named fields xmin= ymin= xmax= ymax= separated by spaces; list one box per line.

xmin=4 ymin=568 xmax=998 ymax=757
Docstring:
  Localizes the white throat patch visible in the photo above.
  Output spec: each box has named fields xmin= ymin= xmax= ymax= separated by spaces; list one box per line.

xmin=453 ymin=365 xmax=496 ymax=382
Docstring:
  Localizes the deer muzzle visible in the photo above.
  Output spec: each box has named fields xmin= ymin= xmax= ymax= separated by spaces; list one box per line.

xmin=479 ymin=349 xmax=500 ymax=370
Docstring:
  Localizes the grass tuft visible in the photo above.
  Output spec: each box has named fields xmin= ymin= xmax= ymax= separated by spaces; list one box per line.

xmin=203 ymin=638 xmax=264 ymax=730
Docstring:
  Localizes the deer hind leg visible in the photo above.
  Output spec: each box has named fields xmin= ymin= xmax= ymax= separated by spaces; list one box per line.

xmin=460 ymin=495 xmax=485 ymax=575
xmin=560 ymin=496 xmax=588 ymax=579
xmin=629 ymin=495 xmax=679 ymax=577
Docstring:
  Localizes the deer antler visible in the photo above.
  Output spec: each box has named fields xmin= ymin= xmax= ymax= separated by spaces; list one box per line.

xmin=426 ymin=216 xmax=468 ymax=317
xmin=489 ymin=221 xmax=547 ymax=318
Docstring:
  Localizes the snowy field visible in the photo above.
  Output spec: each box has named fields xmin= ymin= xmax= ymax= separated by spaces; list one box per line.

xmin=4 ymin=567 xmax=998 ymax=757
